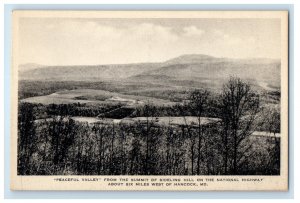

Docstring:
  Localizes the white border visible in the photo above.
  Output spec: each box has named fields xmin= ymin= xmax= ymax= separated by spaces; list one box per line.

xmin=1 ymin=0 xmax=299 ymax=202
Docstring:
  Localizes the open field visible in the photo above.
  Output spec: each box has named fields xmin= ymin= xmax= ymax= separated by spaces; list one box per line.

xmin=35 ymin=115 xmax=280 ymax=139
xmin=74 ymin=116 xmax=280 ymax=138
xmin=21 ymin=88 xmax=176 ymax=106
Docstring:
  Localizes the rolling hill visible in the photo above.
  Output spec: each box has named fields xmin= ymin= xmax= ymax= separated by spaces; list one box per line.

xmin=19 ymin=54 xmax=281 ymax=90
xmin=19 ymin=63 xmax=163 ymax=81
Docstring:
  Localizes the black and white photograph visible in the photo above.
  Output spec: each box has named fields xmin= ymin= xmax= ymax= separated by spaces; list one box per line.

xmin=11 ymin=11 xmax=288 ymax=190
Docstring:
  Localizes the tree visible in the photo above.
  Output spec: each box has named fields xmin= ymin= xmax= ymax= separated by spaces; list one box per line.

xmin=141 ymin=102 xmax=158 ymax=174
xmin=264 ymin=108 xmax=280 ymax=174
xmin=189 ymin=89 xmax=210 ymax=175
xmin=265 ymin=108 xmax=280 ymax=136
xmin=92 ymin=123 xmax=105 ymax=174
xmin=176 ymin=103 xmax=196 ymax=175
xmin=218 ymin=77 xmax=260 ymax=174
xmin=18 ymin=103 xmax=37 ymax=175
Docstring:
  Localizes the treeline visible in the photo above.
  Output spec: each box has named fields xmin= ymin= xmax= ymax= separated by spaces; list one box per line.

xmin=22 ymin=102 xmax=217 ymax=120
xmin=18 ymin=114 xmax=279 ymax=175
xmin=18 ymin=77 xmax=280 ymax=175
xmin=18 ymin=80 xmax=110 ymax=100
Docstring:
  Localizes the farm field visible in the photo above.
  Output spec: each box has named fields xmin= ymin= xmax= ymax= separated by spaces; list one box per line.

xmin=21 ymin=88 xmax=176 ymax=106
xmin=72 ymin=116 xmax=281 ymax=138
xmin=35 ymin=115 xmax=280 ymax=139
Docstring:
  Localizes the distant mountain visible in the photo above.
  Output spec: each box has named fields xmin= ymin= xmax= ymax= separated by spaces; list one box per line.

xmin=130 ymin=55 xmax=281 ymax=89
xmin=165 ymin=54 xmax=280 ymax=66
xmin=19 ymin=63 xmax=163 ymax=81
xmin=19 ymin=63 xmax=44 ymax=72
xmin=164 ymin=54 xmax=223 ymax=65
xmin=133 ymin=59 xmax=280 ymax=80
xmin=19 ymin=54 xmax=281 ymax=90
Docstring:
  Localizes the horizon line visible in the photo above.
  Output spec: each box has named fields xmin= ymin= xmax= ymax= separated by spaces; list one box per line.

xmin=19 ymin=54 xmax=281 ymax=68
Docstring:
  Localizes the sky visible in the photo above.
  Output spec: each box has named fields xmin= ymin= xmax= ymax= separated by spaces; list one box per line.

xmin=18 ymin=18 xmax=281 ymax=66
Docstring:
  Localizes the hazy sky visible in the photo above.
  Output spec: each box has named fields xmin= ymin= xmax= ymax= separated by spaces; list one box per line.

xmin=18 ymin=18 xmax=281 ymax=66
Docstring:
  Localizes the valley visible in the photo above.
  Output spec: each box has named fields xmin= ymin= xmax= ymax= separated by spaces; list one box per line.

xmin=17 ymin=54 xmax=281 ymax=176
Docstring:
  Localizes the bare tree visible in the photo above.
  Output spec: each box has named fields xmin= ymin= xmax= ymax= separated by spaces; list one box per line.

xmin=142 ymin=102 xmax=158 ymax=174
xmin=266 ymin=108 xmax=280 ymax=136
xmin=92 ymin=123 xmax=105 ymax=174
xmin=265 ymin=108 xmax=280 ymax=174
xmin=18 ymin=103 xmax=37 ymax=175
xmin=176 ymin=103 xmax=196 ymax=175
xmin=218 ymin=77 xmax=260 ymax=174
xmin=189 ymin=89 xmax=210 ymax=175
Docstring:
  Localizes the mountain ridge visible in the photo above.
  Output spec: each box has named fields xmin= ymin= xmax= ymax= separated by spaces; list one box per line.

xmin=19 ymin=54 xmax=281 ymax=89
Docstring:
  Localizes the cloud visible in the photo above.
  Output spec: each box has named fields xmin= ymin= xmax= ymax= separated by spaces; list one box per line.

xmin=182 ymin=26 xmax=204 ymax=37
xmin=19 ymin=19 xmax=281 ymax=65
xmin=19 ymin=20 xmax=184 ymax=65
